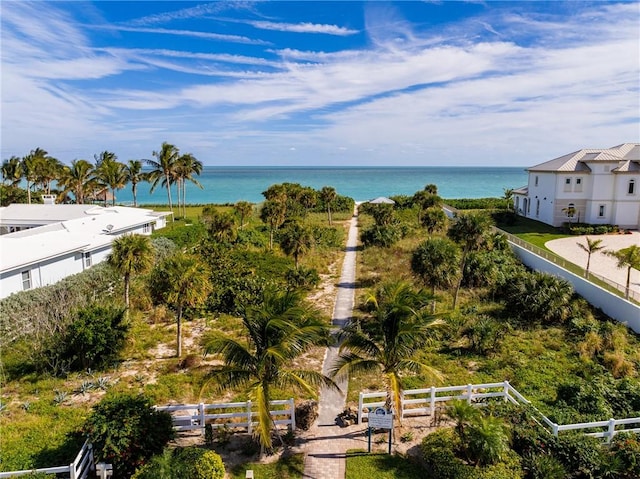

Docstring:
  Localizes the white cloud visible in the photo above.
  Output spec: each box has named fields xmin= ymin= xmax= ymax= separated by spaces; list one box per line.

xmin=91 ymin=25 xmax=271 ymax=45
xmin=250 ymin=20 xmax=358 ymax=36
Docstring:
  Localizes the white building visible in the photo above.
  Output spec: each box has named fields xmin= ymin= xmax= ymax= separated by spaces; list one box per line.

xmin=0 ymin=204 xmax=171 ymax=299
xmin=512 ymin=143 xmax=640 ymax=229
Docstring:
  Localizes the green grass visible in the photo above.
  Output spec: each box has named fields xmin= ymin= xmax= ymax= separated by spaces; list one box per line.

xmin=229 ymin=453 xmax=304 ymax=479
xmin=497 ymin=216 xmax=569 ymax=249
xmin=345 ymin=451 xmax=425 ymax=479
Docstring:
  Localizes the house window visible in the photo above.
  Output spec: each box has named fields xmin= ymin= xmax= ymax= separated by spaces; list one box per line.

xmin=143 ymin=223 xmax=151 ymax=234
xmin=84 ymin=252 xmax=92 ymax=268
xmin=21 ymin=270 xmax=31 ymax=291
xmin=535 ymin=176 xmax=539 ymax=187
xmin=598 ymin=205 xmax=605 ymax=217
xmin=536 ymin=199 xmax=540 ymax=217
xmin=564 ymin=177 xmax=572 ymax=192
xmin=575 ymin=177 xmax=583 ymax=192
xmin=629 ymin=180 xmax=636 ymax=195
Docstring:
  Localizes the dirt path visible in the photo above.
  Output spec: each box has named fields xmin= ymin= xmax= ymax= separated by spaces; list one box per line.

xmin=302 ymin=206 xmax=360 ymax=479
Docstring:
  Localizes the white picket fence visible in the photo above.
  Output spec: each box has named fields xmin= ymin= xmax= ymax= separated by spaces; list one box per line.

xmin=156 ymin=398 xmax=296 ymax=434
xmin=358 ymin=380 xmax=640 ymax=443
xmin=0 ymin=439 xmax=95 ymax=479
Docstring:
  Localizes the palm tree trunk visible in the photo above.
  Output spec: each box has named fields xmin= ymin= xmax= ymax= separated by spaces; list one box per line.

xmin=112 ymin=187 xmax=116 ymax=206
xmin=585 ymin=254 xmax=591 ymax=278
xmin=453 ymin=250 xmax=469 ymax=309
xmin=625 ymin=267 xmax=631 ymax=299
xmin=132 ymin=182 xmax=138 ymax=207
xmin=164 ymin=173 xmax=173 ymax=219
xmin=328 ymin=206 xmax=332 ymax=226
xmin=27 ymin=181 xmax=31 ymax=204
xmin=124 ymin=272 xmax=130 ymax=309
xmin=176 ymin=305 xmax=183 ymax=357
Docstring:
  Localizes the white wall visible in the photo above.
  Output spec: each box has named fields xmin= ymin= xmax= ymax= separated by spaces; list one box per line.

xmin=510 ymin=243 xmax=640 ymax=333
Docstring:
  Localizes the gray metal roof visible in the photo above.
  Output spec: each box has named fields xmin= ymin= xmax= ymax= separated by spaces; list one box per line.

xmin=527 ymin=143 xmax=640 ymax=172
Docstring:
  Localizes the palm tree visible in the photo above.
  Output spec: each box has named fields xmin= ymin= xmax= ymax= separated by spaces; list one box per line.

xmin=203 ymin=289 xmax=334 ymax=453
xmin=577 ymin=237 xmax=605 ymax=278
xmin=331 ymin=281 xmax=442 ymax=424
xmin=279 ymin=222 xmax=314 ymax=269
xmin=466 ymin=415 xmax=510 ymax=466
xmin=174 ymin=153 xmax=203 ymax=218
xmin=605 ymin=245 xmax=640 ymax=300
xmin=95 ymin=156 xmax=127 ymax=206
xmin=107 ymin=234 xmax=154 ymax=309
xmin=22 ymin=148 xmax=49 ymax=204
xmin=424 ymin=184 xmax=438 ymax=195
xmin=421 ymin=207 xmax=448 ymax=235
xmin=260 ymin=199 xmax=287 ymax=250
xmin=447 ymin=212 xmax=494 ymax=309
xmin=234 ymin=201 xmax=253 ymax=229
xmin=58 ymin=159 xmax=96 ymax=204
xmin=34 ymin=155 xmax=62 ymax=194
xmin=150 ymin=252 xmax=213 ymax=357
xmin=147 ymin=142 xmax=180 ymax=217
xmin=124 ymin=160 xmax=146 ymax=207
xmin=411 ymin=238 xmax=460 ymax=312
xmin=319 ymin=186 xmax=337 ymax=225
xmin=1 ymin=156 xmax=23 ymax=187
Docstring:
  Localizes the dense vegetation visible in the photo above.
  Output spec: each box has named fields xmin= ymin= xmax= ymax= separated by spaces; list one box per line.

xmin=0 ymin=182 xmax=353 ymax=472
xmin=1 ymin=176 xmax=638 ymax=477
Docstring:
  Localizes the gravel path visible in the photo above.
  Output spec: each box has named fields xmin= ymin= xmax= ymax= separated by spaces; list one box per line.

xmin=545 ymin=232 xmax=640 ymax=295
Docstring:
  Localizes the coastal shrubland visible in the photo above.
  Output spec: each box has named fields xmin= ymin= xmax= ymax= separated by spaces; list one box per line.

xmin=352 ymin=185 xmax=640 ymax=476
xmin=0 ymin=183 xmax=353 ymax=472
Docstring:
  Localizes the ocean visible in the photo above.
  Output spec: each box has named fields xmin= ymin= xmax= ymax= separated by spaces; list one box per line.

xmin=117 ymin=166 xmax=528 ymax=205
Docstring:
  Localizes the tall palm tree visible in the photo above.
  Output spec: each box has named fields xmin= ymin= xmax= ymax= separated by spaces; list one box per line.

xmin=33 ymin=155 xmax=62 ymax=194
xmin=605 ymin=245 xmax=640 ymax=300
xmin=95 ymin=157 xmax=127 ymax=206
xmin=577 ymin=237 xmax=605 ymax=278
xmin=149 ymin=252 xmax=212 ymax=357
xmin=58 ymin=159 xmax=96 ymax=204
xmin=234 ymin=201 xmax=253 ymax=229
xmin=22 ymin=148 xmax=49 ymax=204
xmin=203 ymin=289 xmax=334 ymax=453
xmin=1 ymin=156 xmax=23 ymax=187
xmin=147 ymin=142 xmax=180 ymax=218
xmin=411 ymin=238 xmax=460 ymax=312
xmin=124 ymin=160 xmax=146 ymax=207
xmin=260 ymin=199 xmax=287 ymax=250
xmin=319 ymin=186 xmax=337 ymax=225
xmin=279 ymin=221 xmax=314 ymax=269
xmin=174 ymin=153 xmax=203 ymax=218
xmin=107 ymin=234 xmax=154 ymax=309
xmin=447 ymin=212 xmax=494 ymax=309
xmin=331 ymin=281 xmax=442 ymax=423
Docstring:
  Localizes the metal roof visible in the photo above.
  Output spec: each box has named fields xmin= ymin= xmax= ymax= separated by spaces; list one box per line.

xmin=527 ymin=143 xmax=640 ymax=172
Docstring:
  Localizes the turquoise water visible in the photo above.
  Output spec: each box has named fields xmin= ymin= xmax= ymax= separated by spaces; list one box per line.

xmin=119 ymin=166 xmax=527 ymax=205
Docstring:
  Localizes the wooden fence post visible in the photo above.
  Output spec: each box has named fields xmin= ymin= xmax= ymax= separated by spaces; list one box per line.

xmin=289 ymin=398 xmax=296 ymax=431
xmin=247 ymin=400 xmax=253 ymax=434
xmin=607 ymin=418 xmax=616 ymax=443
xmin=199 ymin=403 xmax=206 ymax=435
xmin=430 ymin=386 xmax=436 ymax=417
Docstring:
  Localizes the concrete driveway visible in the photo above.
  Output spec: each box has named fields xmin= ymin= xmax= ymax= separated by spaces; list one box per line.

xmin=545 ymin=232 xmax=640 ymax=295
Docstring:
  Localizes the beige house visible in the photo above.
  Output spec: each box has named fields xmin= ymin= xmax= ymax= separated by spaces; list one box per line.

xmin=512 ymin=143 xmax=640 ymax=229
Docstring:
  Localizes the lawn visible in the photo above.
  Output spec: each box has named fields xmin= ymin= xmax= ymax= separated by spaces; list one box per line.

xmin=345 ymin=451 xmax=425 ymax=479
xmin=497 ymin=215 xmax=569 ymax=249
xmin=229 ymin=453 xmax=304 ymax=479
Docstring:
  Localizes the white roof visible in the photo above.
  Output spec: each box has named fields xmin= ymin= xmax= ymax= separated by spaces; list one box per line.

xmin=368 ymin=197 xmax=396 ymax=204
xmin=0 ymin=204 xmax=104 ymax=224
xmin=0 ymin=204 xmax=164 ymax=273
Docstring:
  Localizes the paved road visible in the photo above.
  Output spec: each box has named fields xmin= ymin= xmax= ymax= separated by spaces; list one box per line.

xmin=303 ymin=206 xmax=360 ymax=479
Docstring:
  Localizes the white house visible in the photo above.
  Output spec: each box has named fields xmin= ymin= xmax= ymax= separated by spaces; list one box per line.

xmin=0 ymin=204 xmax=171 ymax=299
xmin=512 ymin=143 xmax=640 ymax=229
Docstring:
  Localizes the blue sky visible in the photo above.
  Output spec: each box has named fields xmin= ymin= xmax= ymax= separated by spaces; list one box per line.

xmin=1 ymin=1 xmax=639 ymax=166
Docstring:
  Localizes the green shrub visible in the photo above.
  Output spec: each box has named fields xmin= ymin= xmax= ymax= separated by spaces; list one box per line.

xmin=421 ymin=428 xmax=472 ymax=479
xmin=83 ymin=393 xmax=175 ymax=478
xmin=361 ymin=225 xmax=401 ymax=248
xmin=312 ymin=225 xmax=343 ymax=248
xmin=551 ymin=433 xmax=605 ymax=479
xmin=172 ymin=447 xmax=225 ymax=479
xmin=44 ymin=304 xmax=128 ymax=373
xmin=151 ymin=237 xmax=177 ymax=262
xmin=466 ymin=416 xmax=511 ymax=466
xmin=446 ymin=198 xmax=509 ymax=210
xmin=607 ymin=432 xmax=640 ymax=477
xmin=154 ymin=221 xmax=207 ymax=248
xmin=474 ymin=450 xmax=523 ymax=479
xmin=521 ymin=452 xmax=566 ymax=479
xmin=286 ymin=266 xmax=320 ymax=290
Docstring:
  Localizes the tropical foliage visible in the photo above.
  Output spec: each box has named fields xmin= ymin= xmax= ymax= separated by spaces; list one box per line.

xmin=203 ymin=289 xmax=334 ymax=452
